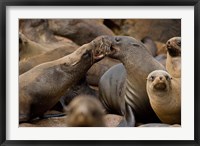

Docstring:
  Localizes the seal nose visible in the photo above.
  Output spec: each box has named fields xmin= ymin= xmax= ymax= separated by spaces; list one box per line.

xmin=167 ymin=41 xmax=170 ymax=45
xmin=159 ymin=76 xmax=163 ymax=80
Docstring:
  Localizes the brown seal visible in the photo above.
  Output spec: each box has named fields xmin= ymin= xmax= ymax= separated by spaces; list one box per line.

xmin=19 ymin=32 xmax=49 ymax=60
xmin=60 ymin=77 xmax=98 ymax=106
xmin=99 ymin=36 xmax=165 ymax=127
xmin=65 ymin=95 xmax=105 ymax=127
xmin=86 ymin=57 xmax=120 ymax=86
xmin=166 ymin=37 xmax=181 ymax=78
xmin=19 ymin=36 xmax=112 ymax=123
xmin=19 ymin=42 xmax=79 ymax=75
xmin=48 ymin=19 xmax=115 ymax=45
xmin=146 ymin=70 xmax=181 ymax=124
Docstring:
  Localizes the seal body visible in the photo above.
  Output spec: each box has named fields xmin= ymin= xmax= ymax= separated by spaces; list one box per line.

xmin=99 ymin=63 xmax=126 ymax=115
xmin=166 ymin=37 xmax=181 ymax=78
xmin=19 ymin=36 xmax=112 ymax=123
xmin=141 ymin=36 xmax=157 ymax=57
xmin=99 ymin=36 xmax=165 ymax=126
xmin=146 ymin=70 xmax=181 ymax=124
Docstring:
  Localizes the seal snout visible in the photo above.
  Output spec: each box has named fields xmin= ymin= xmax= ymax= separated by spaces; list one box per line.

xmin=166 ymin=37 xmax=181 ymax=57
xmin=92 ymin=35 xmax=113 ymax=59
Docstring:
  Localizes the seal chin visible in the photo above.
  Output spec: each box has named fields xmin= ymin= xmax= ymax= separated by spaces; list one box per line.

xmin=167 ymin=47 xmax=181 ymax=57
xmin=154 ymin=83 xmax=167 ymax=90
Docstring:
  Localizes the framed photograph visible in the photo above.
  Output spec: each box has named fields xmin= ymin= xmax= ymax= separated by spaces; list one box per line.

xmin=1 ymin=0 xmax=199 ymax=146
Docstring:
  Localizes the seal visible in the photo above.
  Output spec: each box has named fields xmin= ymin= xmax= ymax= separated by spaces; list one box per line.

xmin=19 ymin=35 xmax=112 ymax=123
xmin=86 ymin=57 xmax=120 ymax=86
xmin=19 ymin=32 xmax=49 ymax=61
xmin=146 ymin=70 xmax=181 ymax=124
xmin=141 ymin=36 xmax=157 ymax=57
xmin=19 ymin=42 xmax=79 ymax=75
xmin=99 ymin=36 xmax=165 ymax=127
xmin=99 ymin=63 xmax=126 ymax=116
xmin=155 ymin=54 xmax=167 ymax=67
xmin=166 ymin=37 xmax=181 ymax=78
xmin=48 ymin=19 xmax=115 ymax=45
xmin=60 ymin=77 xmax=98 ymax=106
xmin=65 ymin=95 xmax=105 ymax=127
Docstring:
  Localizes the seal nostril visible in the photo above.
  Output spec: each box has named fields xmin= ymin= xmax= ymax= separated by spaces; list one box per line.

xmin=159 ymin=77 xmax=163 ymax=80
xmin=167 ymin=41 xmax=171 ymax=45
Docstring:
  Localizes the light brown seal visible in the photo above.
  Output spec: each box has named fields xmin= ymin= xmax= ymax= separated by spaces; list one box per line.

xmin=166 ymin=37 xmax=181 ymax=78
xmin=65 ymin=95 xmax=105 ymax=127
xmin=146 ymin=70 xmax=181 ymax=124
xmin=19 ymin=36 xmax=112 ymax=123
xmin=99 ymin=36 xmax=165 ymax=127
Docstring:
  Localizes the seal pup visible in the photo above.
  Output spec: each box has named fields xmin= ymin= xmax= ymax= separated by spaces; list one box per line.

xmin=19 ymin=36 xmax=112 ymax=123
xmin=99 ymin=36 xmax=165 ymax=126
xmin=146 ymin=70 xmax=181 ymax=124
xmin=65 ymin=95 xmax=105 ymax=127
xmin=166 ymin=37 xmax=181 ymax=78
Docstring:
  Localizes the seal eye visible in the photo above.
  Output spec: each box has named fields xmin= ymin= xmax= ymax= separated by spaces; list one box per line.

xmin=165 ymin=75 xmax=171 ymax=81
xmin=177 ymin=40 xmax=181 ymax=47
xmin=82 ymin=51 xmax=90 ymax=59
xmin=131 ymin=43 xmax=140 ymax=47
xmin=149 ymin=76 xmax=155 ymax=81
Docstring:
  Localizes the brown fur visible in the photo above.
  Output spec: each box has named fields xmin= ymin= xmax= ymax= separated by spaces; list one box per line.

xmin=19 ymin=36 xmax=112 ymax=123
xmin=48 ymin=19 xmax=115 ymax=45
xmin=19 ymin=42 xmax=79 ymax=75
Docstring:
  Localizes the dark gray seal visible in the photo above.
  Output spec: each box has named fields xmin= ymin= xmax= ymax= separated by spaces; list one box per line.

xmin=99 ymin=36 xmax=165 ymax=126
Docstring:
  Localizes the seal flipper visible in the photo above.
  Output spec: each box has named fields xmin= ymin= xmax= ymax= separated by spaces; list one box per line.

xmin=118 ymin=103 xmax=136 ymax=127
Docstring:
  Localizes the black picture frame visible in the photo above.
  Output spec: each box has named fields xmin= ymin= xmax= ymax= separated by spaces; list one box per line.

xmin=0 ymin=0 xmax=200 ymax=146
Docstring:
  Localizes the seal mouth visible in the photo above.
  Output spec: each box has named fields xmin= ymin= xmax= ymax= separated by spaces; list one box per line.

xmin=167 ymin=47 xmax=181 ymax=57
xmin=91 ymin=36 xmax=113 ymax=61
xmin=154 ymin=83 xmax=167 ymax=90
